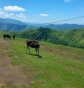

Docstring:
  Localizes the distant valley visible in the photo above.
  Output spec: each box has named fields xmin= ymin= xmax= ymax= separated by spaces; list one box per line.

xmin=0 ymin=18 xmax=84 ymax=31
xmin=0 ymin=18 xmax=84 ymax=48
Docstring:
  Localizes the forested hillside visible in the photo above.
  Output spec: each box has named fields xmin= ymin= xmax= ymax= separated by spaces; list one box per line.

xmin=1 ymin=26 xmax=84 ymax=48
xmin=20 ymin=27 xmax=84 ymax=48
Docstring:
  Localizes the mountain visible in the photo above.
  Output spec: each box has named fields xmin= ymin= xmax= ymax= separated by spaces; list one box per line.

xmin=0 ymin=18 xmax=26 ymax=25
xmin=44 ymin=23 xmax=84 ymax=30
xmin=0 ymin=18 xmax=84 ymax=31
xmin=0 ymin=18 xmax=29 ymax=31
xmin=26 ymin=22 xmax=84 ymax=30
xmin=26 ymin=22 xmax=45 ymax=28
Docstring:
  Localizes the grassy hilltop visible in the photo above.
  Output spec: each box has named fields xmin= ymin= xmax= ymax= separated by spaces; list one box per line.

xmin=0 ymin=31 xmax=84 ymax=88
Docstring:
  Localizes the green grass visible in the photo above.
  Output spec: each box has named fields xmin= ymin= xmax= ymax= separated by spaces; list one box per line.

xmin=4 ymin=38 xmax=84 ymax=88
xmin=0 ymin=30 xmax=84 ymax=88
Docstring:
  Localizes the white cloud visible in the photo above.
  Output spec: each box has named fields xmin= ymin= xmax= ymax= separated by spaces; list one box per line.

xmin=40 ymin=13 xmax=49 ymax=17
xmin=0 ymin=10 xmax=14 ymax=18
xmin=0 ymin=11 xmax=5 ymax=16
xmin=0 ymin=11 xmax=8 ymax=17
xmin=0 ymin=8 xmax=2 ymax=10
xmin=16 ymin=14 xmax=26 ymax=18
xmin=16 ymin=13 xmax=27 ymax=22
xmin=64 ymin=0 xmax=73 ymax=3
xmin=0 ymin=6 xmax=26 ymax=22
xmin=9 ymin=13 xmax=14 ymax=16
xmin=4 ymin=6 xmax=26 ymax=12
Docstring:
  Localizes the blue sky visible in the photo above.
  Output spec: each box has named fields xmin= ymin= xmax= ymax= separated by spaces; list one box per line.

xmin=0 ymin=0 xmax=84 ymax=24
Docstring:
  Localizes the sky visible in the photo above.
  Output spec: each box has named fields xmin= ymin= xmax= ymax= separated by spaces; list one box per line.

xmin=0 ymin=0 xmax=84 ymax=24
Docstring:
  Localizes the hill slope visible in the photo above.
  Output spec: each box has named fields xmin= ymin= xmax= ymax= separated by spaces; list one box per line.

xmin=0 ymin=34 xmax=83 ymax=88
xmin=20 ymin=28 xmax=84 ymax=48
xmin=0 ymin=18 xmax=29 ymax=31
xmin=51 ymin=28 xmax=84 ymax=48
xmin=60 ymin=28 xmax=84 ymax=47
xmin=0 ymin=18 xmax=26 ymax=25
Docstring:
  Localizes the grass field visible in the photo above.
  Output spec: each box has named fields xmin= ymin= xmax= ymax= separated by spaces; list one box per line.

xmin=0 ymin=31 xmax=84 ymax=88
xmin=1 ymin=37 xmax=83 ymax=88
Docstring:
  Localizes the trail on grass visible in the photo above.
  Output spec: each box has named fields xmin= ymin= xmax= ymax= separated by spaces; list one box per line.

xmin=41 ymin=43 xmax=84 ymax=61
xmin=0 ymin=39 xmax=29 ymax=87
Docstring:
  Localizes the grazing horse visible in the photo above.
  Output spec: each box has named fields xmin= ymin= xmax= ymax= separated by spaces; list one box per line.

xmin=3 ymin=34 xmax=11 ymax=39
xmin=12 ymin=35 xmax=16 ymax=39
xmin=26 ymin=40 xmax=40 ymax=56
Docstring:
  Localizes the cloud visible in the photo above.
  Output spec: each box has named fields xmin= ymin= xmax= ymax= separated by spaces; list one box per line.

xmin=0 ymin=10 xmax=14 ymax=18
xmin=0 ymin=6 xmax=27 ymax=22
xmin=16 ymin=14 xmax=26 ymax=18
xmin=64 ymin=0 xmax=73 ymax=3
xmin=0 ymin=11 xmax=8 ymax=17
xmin=4 ymin=6 xmax=26 ymax=12
xmin=15 ymin=14 xmax=28 ymax=22
xmin=0 ymin=8 xmax=2 ymax=10
xmin=9 ymin=13 xmax=14 ymax=16
xmin=40 ymin=13 xmax=49 ymax=17
xmin=0 ymin=11 xmax=5 ymax=16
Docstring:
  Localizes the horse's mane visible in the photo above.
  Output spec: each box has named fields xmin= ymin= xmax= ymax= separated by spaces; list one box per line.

xmin=26 ymin=40 xmax=38 ymax=44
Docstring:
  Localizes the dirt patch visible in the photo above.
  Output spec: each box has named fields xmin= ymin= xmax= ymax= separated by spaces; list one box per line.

xmin=0 ymin=39 xmax=30 ymax=87
xmin=41 ymin=44 xmax=84 ymax=61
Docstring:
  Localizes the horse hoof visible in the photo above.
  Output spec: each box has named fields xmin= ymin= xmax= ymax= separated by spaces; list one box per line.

xmin=38 ymin=55 xmax=42 ymax=58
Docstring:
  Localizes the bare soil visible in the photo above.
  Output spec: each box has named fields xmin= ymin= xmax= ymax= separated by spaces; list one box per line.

xmin=41 ymin=44 xmax=84 ymax=61
xmin=0 ymin=39 xmax=29 ymax=87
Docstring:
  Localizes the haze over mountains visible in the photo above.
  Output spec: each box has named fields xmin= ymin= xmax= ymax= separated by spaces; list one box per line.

xmin=0 ymin=18 xmax=84 ymax=48
xmin=0 ymin=18 xmax=84 ymax=31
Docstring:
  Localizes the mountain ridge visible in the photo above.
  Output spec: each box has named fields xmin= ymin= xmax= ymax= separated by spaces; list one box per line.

xmin=0 ymin=18 xmax=84 ymax=31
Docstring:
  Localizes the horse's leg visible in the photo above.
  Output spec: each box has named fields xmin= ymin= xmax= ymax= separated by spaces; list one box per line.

xmin=26 ymin=46 xmax=28 ymax=53
xmin=37 ymin=48 xmax=39 ymax=56
xmin=35 ymin=48 xmax=38 ymax=55
xmin=4 ymin=36 xmax=5 ymax=39
xmin=35 ymin=48 xmax=39 ymax=56
xmin=29 ymin=47 xmax=30 ymax=54
xmin=27 ymin=46 xmax=31 ymax=54
xmin=26 ymin=46 xmax=30 ymax=54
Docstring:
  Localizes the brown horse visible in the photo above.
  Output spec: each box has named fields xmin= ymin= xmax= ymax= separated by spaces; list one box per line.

xmin=26 ymin=40 xmax=40 ymax=56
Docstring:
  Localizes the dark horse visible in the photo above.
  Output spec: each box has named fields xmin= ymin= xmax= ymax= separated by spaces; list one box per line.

xmin=26 ymin=40 xmax=40 ymax=56
xmin=12 ymin=35 xmax=16 ymax=39
xmin=3 ymin=34 xmax=11 ymax=39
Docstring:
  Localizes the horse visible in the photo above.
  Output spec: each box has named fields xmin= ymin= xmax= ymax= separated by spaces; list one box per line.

xmin=26 ymin=40 xmax=40 ymax=56
xmin=12 ymin=35 xmax=16 ymax=39
xmin=3 ymin=34 xmax=11 ymax=39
